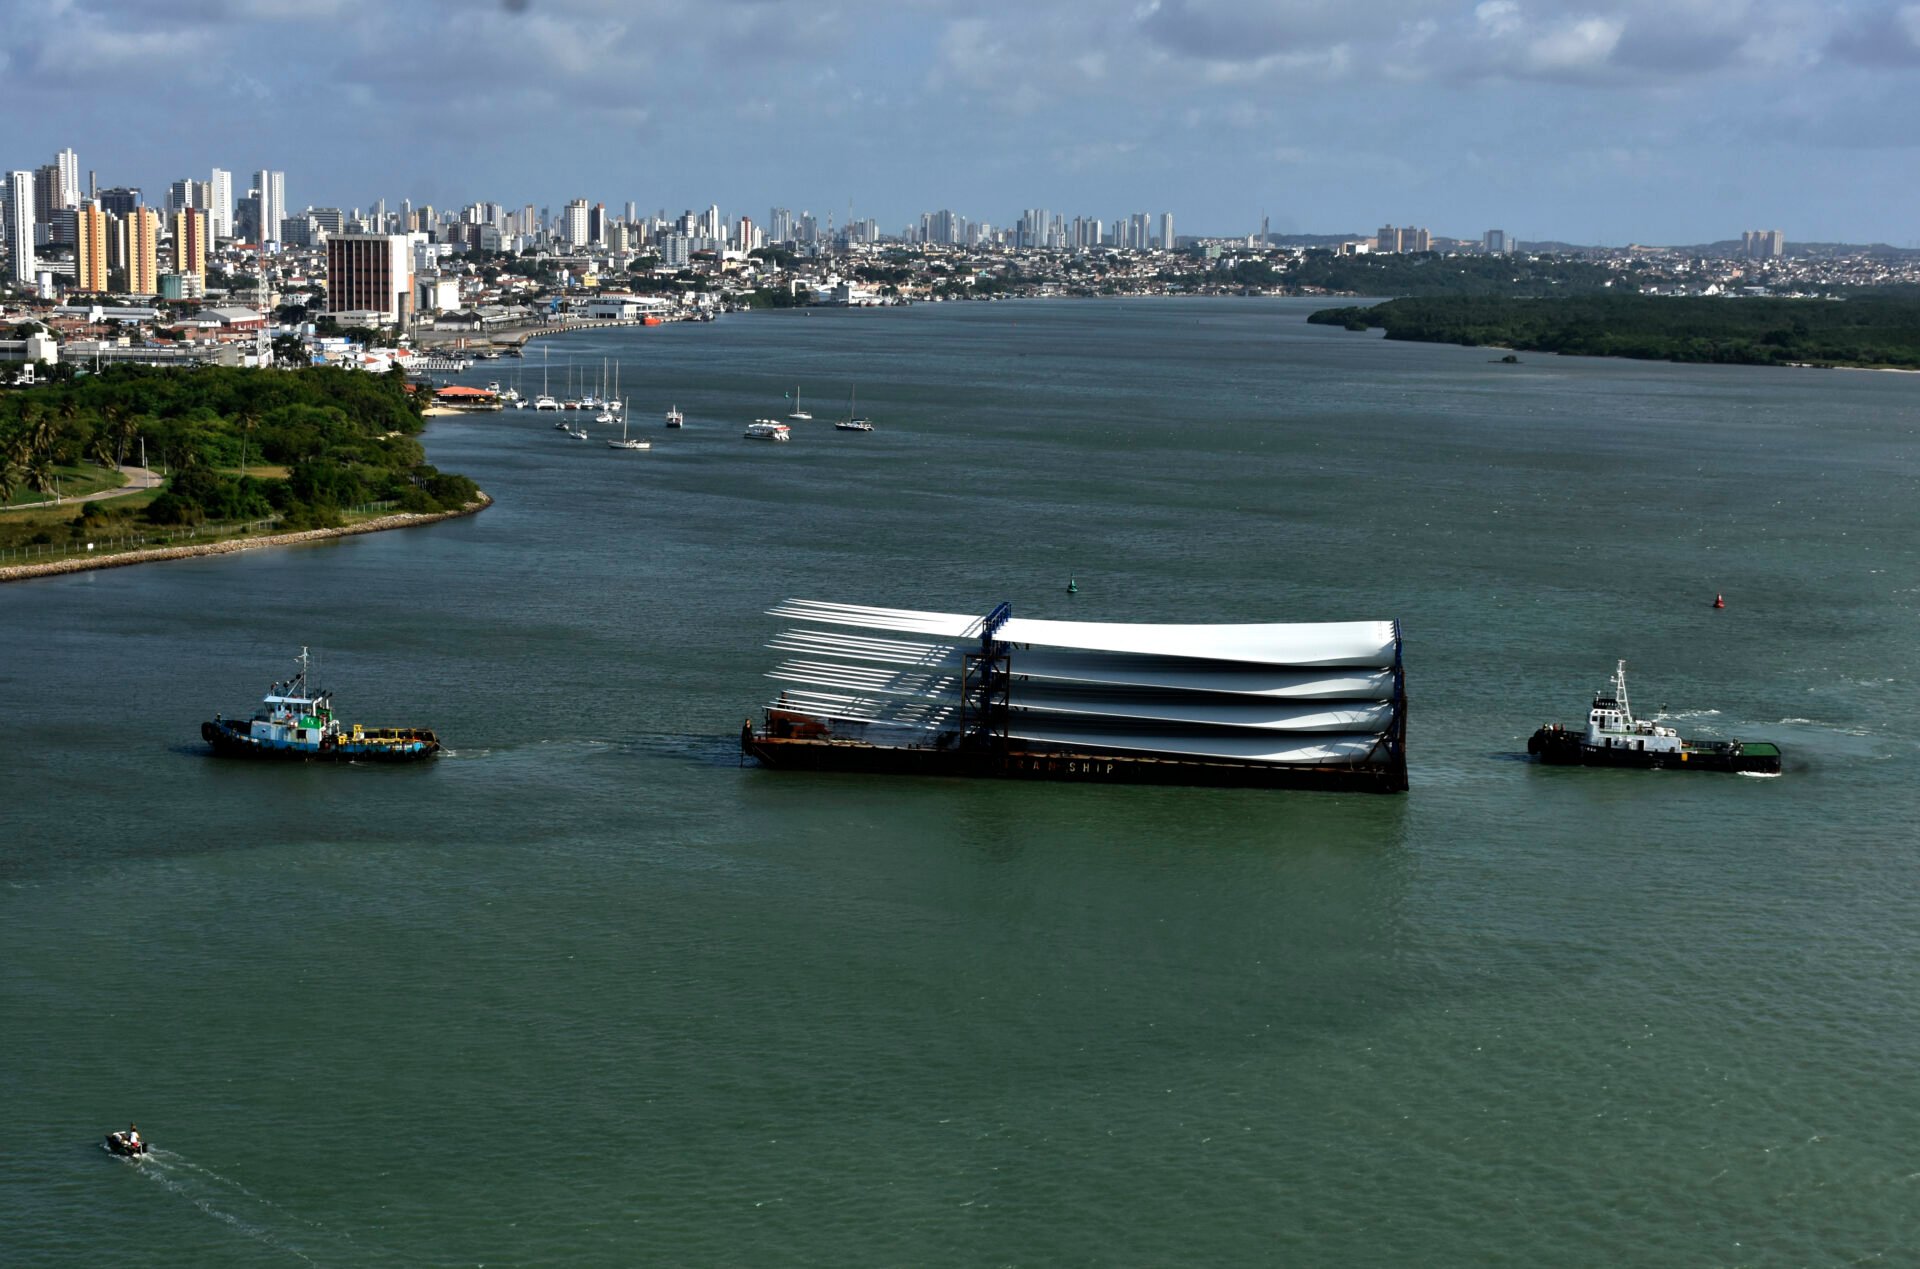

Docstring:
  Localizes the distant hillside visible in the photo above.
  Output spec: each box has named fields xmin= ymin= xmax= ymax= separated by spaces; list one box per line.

xmin=1288 ymin=251 xmax=1620 ymax=297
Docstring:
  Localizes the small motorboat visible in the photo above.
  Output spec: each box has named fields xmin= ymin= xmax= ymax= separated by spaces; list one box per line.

xmin=104 ymin=1130 xmax=149 ymax=1157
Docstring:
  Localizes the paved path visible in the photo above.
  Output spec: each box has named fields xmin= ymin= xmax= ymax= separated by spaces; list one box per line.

xmin=6 ymin=467 xmax=160 ymax=510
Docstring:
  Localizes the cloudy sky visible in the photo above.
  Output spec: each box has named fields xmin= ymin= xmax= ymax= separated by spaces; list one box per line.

xmin=6 ymin=0 xmax=1919 ymax=244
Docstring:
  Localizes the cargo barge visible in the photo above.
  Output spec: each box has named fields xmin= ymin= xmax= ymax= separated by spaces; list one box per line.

xmin=740 ymin=599 xmax=1408 ymax=793
xmin=1526 ymin=661 xmax=1781 ymax=774
xmin=202 ymin=647 xmax=441 ymax=763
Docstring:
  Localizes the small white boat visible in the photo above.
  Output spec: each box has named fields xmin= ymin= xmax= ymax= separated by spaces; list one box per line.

xmin=534 ymin=395 xmax=560 ymax=411
xmin=665 ymin=404 xmax=684 ymax=429
xmin=786 ymin=385 xmax=811 ymax=421
xmin=104 ymin=1130 xmax=149 ymax=1158
xmin=595 ymin=410 xmax=614 ymax=424
xmin=570 ymin=427 xmax=590 ymax=440
xmin=745 ymin=420 xmax=792 ymax=442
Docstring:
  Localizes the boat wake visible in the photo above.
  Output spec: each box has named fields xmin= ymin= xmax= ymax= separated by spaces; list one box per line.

xmin=1736 ymin=770 xmax=1784 ymax=779
xmin=122 ymin=1149 xmax=376 ymax=1263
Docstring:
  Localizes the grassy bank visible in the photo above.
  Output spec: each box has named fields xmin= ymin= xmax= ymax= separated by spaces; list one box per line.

xmin=0 ymin=462 xmax=129 ymax=509
xmin=0 ymin=364 xmax=480 ymax=537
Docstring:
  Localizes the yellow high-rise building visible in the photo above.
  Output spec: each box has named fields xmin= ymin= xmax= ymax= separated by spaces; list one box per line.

xmin=75 ymin=200 xmax=110 ymax=292
xmin=127 ymin=206 xmax=160 ymax=295
xmin=172 ymin=208 xmax=207 ymax=281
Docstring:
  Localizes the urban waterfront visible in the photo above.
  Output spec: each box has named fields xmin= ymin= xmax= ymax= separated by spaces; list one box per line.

xmin=5 ymin=298 xmax=1918 ymax=1265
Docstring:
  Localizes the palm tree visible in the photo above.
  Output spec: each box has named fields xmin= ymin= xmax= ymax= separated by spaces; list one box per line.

xmin=0 ymin=453 xmax=22 ymax=507
xmin=102 ymin=405 xmax=134 ymax=469
xmin=25 ymin=406 xmax=59 ymax=468
xmin=24 ymin=452 xmax=56 ymax=503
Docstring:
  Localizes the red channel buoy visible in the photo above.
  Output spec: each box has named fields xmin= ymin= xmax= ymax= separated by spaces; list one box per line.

xmin=1713 ymin=593 xmax=1725 ymax=609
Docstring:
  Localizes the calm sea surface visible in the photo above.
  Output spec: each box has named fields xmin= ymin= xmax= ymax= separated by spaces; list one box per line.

xmin=4 ymin=298 xmax=1919 ymax=1266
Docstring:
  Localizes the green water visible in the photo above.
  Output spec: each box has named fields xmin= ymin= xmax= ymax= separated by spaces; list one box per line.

xmin=5 ymin=299 xmax=1919 ymax=1265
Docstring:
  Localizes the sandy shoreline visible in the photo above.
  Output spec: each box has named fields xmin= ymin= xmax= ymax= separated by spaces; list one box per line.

xmin=0 ymin=493 xmax=492 ymax=585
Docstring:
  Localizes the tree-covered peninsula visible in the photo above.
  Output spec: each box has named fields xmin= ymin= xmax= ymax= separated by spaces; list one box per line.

xmin=0 ymin=365 xmax=479 ymax=550
xmin=1307 ymin=294 xmax=1920 ymax=369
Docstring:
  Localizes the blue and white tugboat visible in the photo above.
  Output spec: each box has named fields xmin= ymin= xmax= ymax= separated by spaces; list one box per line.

xmin=1527 ymin=661 xmax=1781 ymax=774
xmin=201 ymin=647 xmax=441 ymax=763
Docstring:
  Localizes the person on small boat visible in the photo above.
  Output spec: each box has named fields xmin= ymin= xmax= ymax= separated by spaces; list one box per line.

xmin=125 ymin=1124 xmax=141 ymax=1148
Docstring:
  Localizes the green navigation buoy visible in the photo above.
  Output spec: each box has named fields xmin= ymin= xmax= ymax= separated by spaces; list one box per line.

xmin=1067 ymin=577 xmax=1078 ymax=594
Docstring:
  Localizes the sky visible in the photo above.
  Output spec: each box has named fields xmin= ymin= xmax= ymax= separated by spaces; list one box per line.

xmin=5 ymin=0 xmax=1920 ymax=246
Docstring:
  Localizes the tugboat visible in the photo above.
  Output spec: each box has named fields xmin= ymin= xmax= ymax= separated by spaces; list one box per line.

xmin=1527 ymin=661 xmax=1781 ymax=774
xmin=201 ymin=648 xmax=441 ymax=763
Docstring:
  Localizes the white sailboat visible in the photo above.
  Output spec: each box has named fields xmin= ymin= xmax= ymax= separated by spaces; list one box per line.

xmin=608 ymin=398 xmax=650 ymax=449
xmin=836 ymin=385 xmax=873 ymax=431
xmin=786 ymin=385 xmax=811 ymax=421
xmin=534 ymin=345 xmax=559 ymax=410
xmin=665 ymin=403 xmax=684 ymax=428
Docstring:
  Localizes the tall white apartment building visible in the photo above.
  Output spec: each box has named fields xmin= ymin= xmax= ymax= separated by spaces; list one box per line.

xmin=55 ymin=148 xmax=80 ymax=209
xmin=563 ymin=198 xmax=590 ymax=247
xmin=210 ymin=168 xmax=232 ymax=238
xmin=254 ymin=169 xmax=285 ymax=245
xmin=4 ymin=170 xmax=35 ymax=283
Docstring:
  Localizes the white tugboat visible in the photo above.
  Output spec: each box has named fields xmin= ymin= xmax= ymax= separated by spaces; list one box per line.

xmin=202 ymin=648 xmax=440 ymax=763
xmin=1528 ymin=661 xmax=1781 ymax=773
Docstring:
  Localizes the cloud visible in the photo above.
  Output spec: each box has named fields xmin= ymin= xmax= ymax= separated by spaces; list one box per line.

xmin=1827 ymin=3 xmax=1920 ymax=65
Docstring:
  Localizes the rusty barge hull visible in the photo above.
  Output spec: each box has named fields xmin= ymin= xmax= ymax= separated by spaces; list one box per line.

xmin=746 ymin=736 xmax=1407 ymax=793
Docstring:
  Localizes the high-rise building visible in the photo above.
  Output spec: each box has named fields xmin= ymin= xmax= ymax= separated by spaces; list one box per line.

xmin=166 ymin=178 xmax=213 ymax=215
xmin=173 ymin=208 xmax=209 ymax=281
xmin=1375 ymin=225 xmax=1429 ymax=254
xmin=210 ymin=168 xmax=232 ymax=238
xmin=1742 ymin=229 xmax=1785 ymax=259
xmin=278 ymin=215 xmax=318 ymax=248
xmin=75 ymin=201 xmax=111 ymax=292
xmin=55 ymin=148 xmax=80 ymax=210
xmin=1159 ymin=212 xmax=1174 ymax=251
xmin=1483 ymin=229 xmax=1508 ymax=255
xmin=326 ymin=233 xmax=413 ymax=323
xmin=254 ymin=169 xmax=285 ymax=245
xmin=97 ymin=187 xmax=141 ymax=217
xmin=563 ymin=198 xmax=590 ymax=248
xmin=32 ymin=165 xmax=74 ymax=245
xmin=127 ymin=206 xmax=161 ymax=294
xmin=589 ymin=202 xmax=607 ymax=246
xmin=4 ymin=170 xmax=34 ymax=284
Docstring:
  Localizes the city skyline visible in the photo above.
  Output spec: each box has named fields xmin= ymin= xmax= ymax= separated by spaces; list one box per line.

xmin=3 ymin=2 xmax=1920 ymax=245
